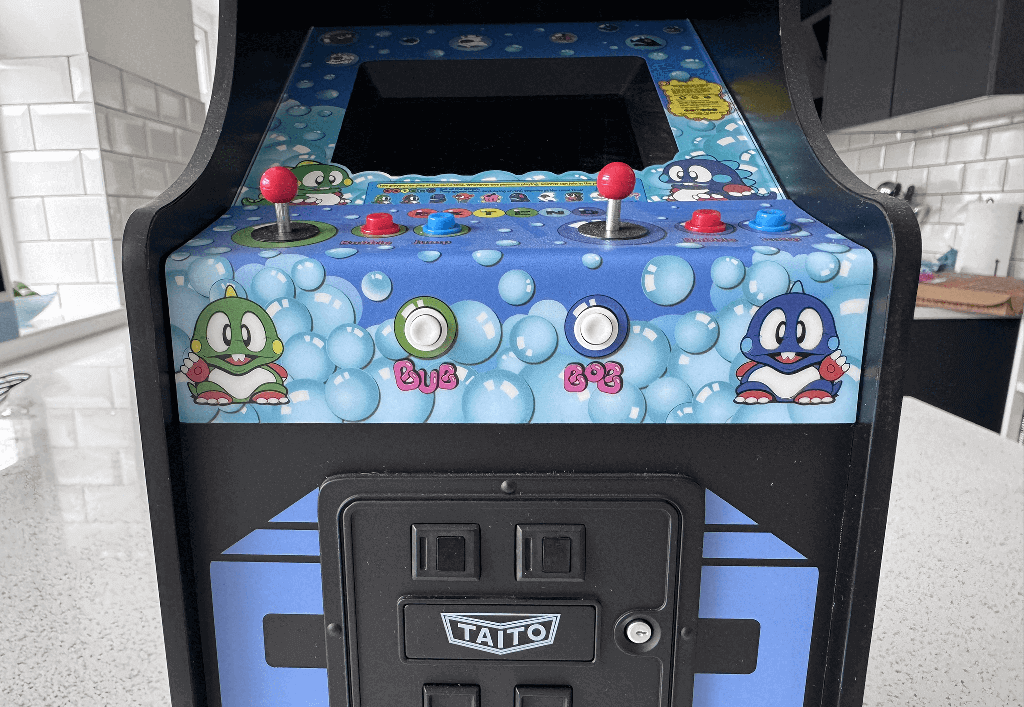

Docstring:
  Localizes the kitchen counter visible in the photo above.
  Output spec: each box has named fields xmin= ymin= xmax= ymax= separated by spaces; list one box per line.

xmin=863 ymin=397 xmax=1023 ymax=706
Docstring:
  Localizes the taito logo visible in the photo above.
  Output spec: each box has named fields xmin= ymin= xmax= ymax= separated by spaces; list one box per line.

xmin=440 ymin=612 xmax=560 ymax=655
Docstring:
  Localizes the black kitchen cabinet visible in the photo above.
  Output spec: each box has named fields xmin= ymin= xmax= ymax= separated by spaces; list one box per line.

xmin=821 ymin=0 xmax=1024 ymax=131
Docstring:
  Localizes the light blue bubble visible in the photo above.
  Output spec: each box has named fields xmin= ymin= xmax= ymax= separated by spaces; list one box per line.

xmin=373 ymin=319 xmax=407 ymax=360
xmin=502 ymin=314 xmax=526 ymax=339
xmin=418 ymin=250 xmax=441 ymax=262
xmin=743 ymin=261 xmax=790 ymax=305
xmin=715 ymin=300 xmax=759 ymax=361
xmin=674 ymin=311 xmax=720 ymax=354
xmin=265 ymin=298 xmax=312 ymax=343
xmin=588 ymin=382 xmax=646 ymax=423
xmin=644 ymin=376 xmax=693 ymax=423
xmin=676 ymin=242 xmax=703 ymax=249
xmin=528 ymin=299 xmax=569 ymax=350
xmin=670 ymin=70 xmax=690 ymax=80
xmin=259 ymin=250 xmax=280 ymax=258
xmin=427 ymin=49 xmax=445 ymax=58
xmin=426 ymin=362 xmax=472 ymax=423
xmin=616 ymin=322 xmax=671 ymax=388
xmin=315 ymin=89 xmax=340 ymax=100
xmin=325 ymin=368 xmax=380 ymax=421
xmin=212 ymin=225 xmax=234 ymax=231
xmin=825 ymin=286 xmax=870 ymax=357
xmin=326 ymin=247 xmax=358 ymax=259
xmin=326 ymin=324 xmax=375 ymax=369
xmin=472 ymin=249 xmax=503 ymax=266
xmin=205 ymin=246 xmax=231 ymax=255
xmin=170 ymin=251 xmax=190 ymax=262
xmin=711 ymin=256 xmax=745 ymax=289
xmin=498 ymin=269 xmax=535 ymax=306
xmin=296 ymin=80 xmax=314 ymax=88
xmin=280 ymin=333 xmax=335 ymax=383
xmin=666 ymin=402 xmax=698 ymax=423
xmin=510 ymin=315 xmax=557 ymax=363
xmin=814 ymin=242 xmax=850 ymax=253
xmin=522 ymin=354 xmax=592 ymax=423
xmin=166 ymin=272 xmax=211 ymax=332
xmin=582 ymin=253 xmax=602 ymax=269
xmin=209 ymin=278 xmax=246 ymax=301
xmin=806 ymin=251 xmax=841 ymax=282
xmin=323 ymin=276 xmax=363 ymax=324
xmin=366 ymin=361 xmax=435 ymax=422
xmin=275 ymin=379 xmax=334 ymax=422
xmin=170 ymin=325 xmax=190 ymax=365
xmin=691 ymin=381 xmax=735 ymax=422
xmin=176 ymin=381 xmax=218 ymax=422
xmin=296 ymin=285 xmax=355 ymax=336
xmin=187 ymin=256 xmax=233 ymax=297
xmin=185 ymin=237 xmax=213 ymax=247
xmin=496 ymin=348 xmax=527 ymax=373
xmin=212 ymin=404 xmax=262 ymax=424
xmin=832 ymin=249 xmax=873 ymax=287
xmin=266 ymin=253 xmax=305 ymax=272
xmin=752 ymin=245 xmax=779 ymax=255
xmin=361 ymin=271 xmax=392 ymax=302
xmin=710 ymin=283 xmax=739 ymax=311
xmin=688 ymin=119 xmax=715 ymax=131
xmin=462 ymin=369 xmax=535 ymax=423
xmin=291 ymin=258 xmax=326 ymax=290
xmin=650 ymin=314 xmax=684 ymax=337
xmin=681 ymin=58 xmax=704 ymax=69
xmin=286 ymin=105 xmax=311 ymax=116
xmin=495 ymin=239 xmax=519 ymax=247
xmin=250 ymin=267 xmax=295 ymax=306
xmin=303 ymin=130 xmax=325 ymax=141
xmin=448 ymin=301 xmax=502 ymax=364
xmin=505 ymin=44 xmax=523 ymax=52
xmin=667 ymin=347 xmax=732 ymax=393
xmin=642 ymin=255 xmax=694 ymax=305
xmin=649 ymin=51 xmax=668 ymax=60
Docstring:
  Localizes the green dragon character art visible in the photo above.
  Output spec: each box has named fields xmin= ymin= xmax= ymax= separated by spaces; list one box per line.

xmin=180 ymin=286 xmax=290 ymax=405
xmin=241 ymin=161 xmax=353 ymax=206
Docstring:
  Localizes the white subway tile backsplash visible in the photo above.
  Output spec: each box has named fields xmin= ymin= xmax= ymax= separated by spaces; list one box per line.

xmin=872 ymin=132 xmax=902 ymax=145
xmin=88 ymin=59 xmax=123 ymax=109
xmin=68 ymin=54 xmax=92 ymax=102
xmin=828 ymin=133 xmax=850 ymax=152
xmin=865 ymin=171 xmax=898 ymax=190
xmin=969 ymin=115 xmax=1014 ymax=131
xmin=1005 ymin=158 xmax=1024 ymax=192
xmin=81 ymin=150 xmax=104 ymax=195
xmin=18 ymin=240 xmax=97 ymax=283
xmin=122 ymin=73 xmax=158 ymax=119
xmin=939 ymin=193 xmax=980 ymax=223
xmin=176 ymin=129 xmax=200 ymax=162
xmin=947 ymin=132 xmax=987 ymax=163
xmin=94 ymin=107 xmax=111 ymax=151
xmin=10 ymin=198 xmax=48 ymax=241
xmin=106 ymin=197 xmax=124 ymax=239
xmin=101 ymin=152 xmax=135 ymax=195
xmin=963 ymin=160 xmax=1006 ymax=192
xmin=895 ymin=167 xmax=927 ymax=191
xmin=131 ymin=156 xmax=168 ymax=197
xmin=145 ymin=122 xmax=178 ymax=161
xmin=0 ymin=57 xmax=73 ymax=104
xmin=912 ymin=136 xmax=948 ymax=166
xmin=847 ymin=133 xmax=873 ymax=149
xmin=57 ymin=283 xmax=120 ymax=318
xmin=44 ymin=196 xmax=110 ymax=240
xmin=93 ymin=240 xmax=117 ymax=283
xmin=883 ymin=141 xmax=914 ymax=169
xmin=0 ymin=105 xmax=34 ymax=151
xmin=3 ymin=151 xmax=84 ymax=196
xmin=185 ymin=97 xmax=206 ymax=133
xmin=164 ymin=161 xmax=184 ymax=186
xmin=920 ymin=223 xmax=957 ymax=252
xmin=107 ymin=111 xmax=147 ymax=156
xmin=29 ymin=104 xmax=99 ymax=150
xmin=156 ymin=88 xmax=187 ymax=128
xmin=931 ymin=123 xmax=970 ymax=137
xmin=835 ymin=151 xmax=858 ymax=172
xmin=986 ymin=125 xmax=1024 ymax=160
xmin=977 ymin=191 xmax=1024 ymax=205
xmin=855 ymin=146 xmax=884 ymax=172
xmin=926 ymin=163 xmax=964 ymax=194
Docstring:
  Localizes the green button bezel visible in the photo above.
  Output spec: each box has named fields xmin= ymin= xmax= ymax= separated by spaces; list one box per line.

xmin=394 ymin=296 xmax=458 ymax=360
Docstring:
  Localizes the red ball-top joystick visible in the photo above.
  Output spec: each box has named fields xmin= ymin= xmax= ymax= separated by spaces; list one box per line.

xmin=261 ymin=166 xmax=299 ymax=240
xmin=597 ymin=162 xmax=635 ymax=238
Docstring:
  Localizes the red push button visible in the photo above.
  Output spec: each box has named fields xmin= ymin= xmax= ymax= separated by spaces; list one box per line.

xmin=362 ymin=212 xmax=401 ymax=236
xmin=684 ymin=209 xmax=728 ymax=233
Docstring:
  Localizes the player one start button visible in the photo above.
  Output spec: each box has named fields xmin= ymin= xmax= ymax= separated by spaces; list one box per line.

xmin=402 ymin=601 xmax=597 ymax=661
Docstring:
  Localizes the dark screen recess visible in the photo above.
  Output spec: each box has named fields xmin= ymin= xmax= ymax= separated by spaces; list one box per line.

xmin=333 ymin=57 xmax=677 ymax=175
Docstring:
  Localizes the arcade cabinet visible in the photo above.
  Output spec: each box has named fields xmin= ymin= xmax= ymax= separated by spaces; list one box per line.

xmin=124 ymin=3 xmax=920 ymax=706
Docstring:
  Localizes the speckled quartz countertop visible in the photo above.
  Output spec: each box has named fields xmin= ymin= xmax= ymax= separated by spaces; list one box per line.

xmin=0 ymin=329 xmax=1020 ymax=705
xmin=863 ymin=397 xmax=1023 ymax=706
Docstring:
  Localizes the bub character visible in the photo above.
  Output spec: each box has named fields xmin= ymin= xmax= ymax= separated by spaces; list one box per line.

xmin=660 ymin=156 xmax=761 ymax=201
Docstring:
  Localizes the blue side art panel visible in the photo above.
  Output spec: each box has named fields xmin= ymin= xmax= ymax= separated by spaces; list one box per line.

xmin=223 ymin=529 xmax=321 ymax=555
xmin=702 ymin=533 xmax=805 ymax=560
xmin=211 ymin=562 xmax=328 ymax=707
xmin=705 ymin=489 xmax=756 ymax=525
xmin=694 ymin=566 xmax=819 ymax=707
xmin=271 ymin=489 xmax=320 ymax=522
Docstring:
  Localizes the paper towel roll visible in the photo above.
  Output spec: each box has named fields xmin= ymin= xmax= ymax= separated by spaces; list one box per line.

xmin=955 ymin=201 xmax=1023 ymax=277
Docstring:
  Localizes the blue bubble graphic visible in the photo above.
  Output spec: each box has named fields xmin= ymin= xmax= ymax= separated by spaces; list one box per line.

xmin=589 ymin=382 xmax=646 ymax=423
xmin=326 ymin=247 xmax=358 ymax=259
xmin=325 ymin=368 xmax=380 ymax=421
xmin=711 ymin=256 xmax=745 ymax=289
xmin=472 ymin=249 xmax=503 ymax=266
xmin=674 ymin=311 xmax=720 ymax=354
xmin=367 ymin=361 xmax=435 ymax=422
xmin=743 ymin=261 xmax=790 ymax=305
xmin=510 ymin=316 xmax=557 ymax=363
xmin=205 ymin=247 xmax=231 ymax=255
xmin=462 ymin=369 xmax=535 ymax=423
xmin=666 ymin=402 xmax=698 ymax=423
xmin=616 ymin=322 xmax=671 ymax=388
xmin=642 ymin=255 xmax=694 ymax=305
xmin=497 ymin=349 xmax=526 ymax=373
xmin=286 ymin=105 xmax=311 ymax=116
xmin=806 ymin=251 xmax=841 ymax=282
xmin=296 ymin=285 xmax=355 ymax=336
xmin=273 ymin=379 xmax=333 ymax=422
xmin=361 ymin=271 xmax=392 ymax=301
xmin=495 ymin=239 xmax=519 ymax=247
xmin=166 ymin=273 xmax=211 ymax=332
xmin=315 ymin=89 xmax=340 ymax=100
xmin=644 ymin=376 xmax=693 ymax=422
xmin=751 ymin=245 xmax=779 ymax=255
xmin=691 ymin=381 xmax=735 ymax=422
xmin=373 ymin=319 xmax=407 ymax=360
xmin=291 ymin=258 xmax=326 ymax=291
xmin=265 ymin=298 xmax=312 ymax=343
xmin=418 ymin=250 xmax=441 ymax=262
xmin=303 ymin=130 xmax=326 ymax=141
xmin=667 ymin=347 xmax=732 ymax=393
xmin=715 ymin=300 xmax=759 ymax=361
xmin=582 ymin=253 xmax=602 ymax=269
xmin=522 ymin=354 xmax=592 ymax=423
xmin=176 ymin=381 xmax=218 ymax=422
xmin=185 ymin=237 xmax=212 ymax=247
xmin=280 ymin=333 xmax=334 ymax=383
xmin=323 ymin=276 xmax=363 ymax=323
xmin=670 ymin=70 xmax=690 ymax=81
xmin=427 ymin=363 xmax=473 ymax=423
xmin=259 ymin=250 xmax=280 ymax=258
xmin=170 ymin=251 xmax=190 ymax=262
xmin=832 ymin=249 xmax=873 ymax=287
xmin=296 ymin=80 xmax=314 ymax=88
xmin=187 ymin=256 xmax=233 ymax=297
xmin=498 ymin=269 xmax=535 ymax=306
xmin=326 ymin=324 xmax=375 ymax=369
xmin=250 ymin=267 xmax=295 ymax=306
xmin=209 ymin=278 xmax=246 ymax=301
xmin=212 ymin=404 xmax=262 ymax=424
xmin=170 ymin=325 xmax=190 ymax=365
xmin=448 ymin=301 xmax=502 ymax=364
xmin=825 ymin=286 xmax=870 ymax=357
xmin=814 ymin=242 xmax=850 ymax=253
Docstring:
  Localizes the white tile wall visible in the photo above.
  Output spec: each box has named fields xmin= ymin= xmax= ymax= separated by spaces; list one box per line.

xmin=57 ymin=283 xmax=120 ymax=319
xmin=44 ymin=196 xmax=111 ymax=240
xmin=18 ymin=240 xmax=98 ymax=282
xmin=830 ymin=114 xmax=1024 ymax=275
xmin=0 ymin=58 xmax=74 ymax=103
xmin=121 ymin=73 xmax=158 ymax=120
xmin=101 ymin=152 xmax=135 ymax=196
xmin=10 ymin=198 xmax=48 ymax=241
xmin=89 ymin=58 xmax=123 ymax=110
xmin=29 ymin=104 xmax=99 ymax=150
xmin=3 ymin=151 xmax=85 ymax=197
xmin=0 ymin=105 xmax=34 ymax=151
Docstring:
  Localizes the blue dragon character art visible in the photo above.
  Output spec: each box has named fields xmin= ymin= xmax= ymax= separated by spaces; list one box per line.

xmin=734 ymin=283 xmax=850 ymax=404
xmin=659 ymin=156 xmax=763 ymax=201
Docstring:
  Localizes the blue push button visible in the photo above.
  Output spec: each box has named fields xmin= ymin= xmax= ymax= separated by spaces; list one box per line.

xmin=423 ymin=212 xmax=462 ymax=236
xmin=747 ymin=208 xmax=791 ymax=233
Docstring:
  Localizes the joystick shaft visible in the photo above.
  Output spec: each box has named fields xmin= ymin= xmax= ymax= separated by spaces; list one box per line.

xmin=274 ymin=202 xmax=292 ymax=240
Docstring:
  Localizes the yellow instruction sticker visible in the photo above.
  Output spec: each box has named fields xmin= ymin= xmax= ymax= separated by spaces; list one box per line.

xmin=659 ymin=78 xmax=732 ymax=120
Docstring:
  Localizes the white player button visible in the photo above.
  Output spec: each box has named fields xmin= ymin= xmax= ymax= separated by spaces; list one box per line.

xmin=574 ymin=306 xmax=618 ymax=350
xmin=405 ymin=308 xmax=446 ymax=350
